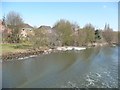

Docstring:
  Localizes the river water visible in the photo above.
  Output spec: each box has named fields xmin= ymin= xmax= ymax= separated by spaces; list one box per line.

xmin=2 ymin=46 xmax=119 ymax=88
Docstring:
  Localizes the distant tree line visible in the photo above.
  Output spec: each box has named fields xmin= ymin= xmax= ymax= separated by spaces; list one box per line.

xmin=2 ymin=11 xmax=119 ymax=48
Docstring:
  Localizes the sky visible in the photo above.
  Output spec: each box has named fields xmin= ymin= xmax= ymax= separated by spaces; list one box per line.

xmin=1 ymin=2 xmax=118 ymax=31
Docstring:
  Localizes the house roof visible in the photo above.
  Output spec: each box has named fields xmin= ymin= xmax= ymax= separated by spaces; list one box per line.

xmin=38 ymin=25 xmax=52 ymax=30
xmin=22 ymin=23 xmax=33 ymax=28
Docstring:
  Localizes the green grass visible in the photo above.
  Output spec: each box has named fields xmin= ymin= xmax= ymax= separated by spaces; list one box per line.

xmin=1 ymin=43 xmax=32 ymax=54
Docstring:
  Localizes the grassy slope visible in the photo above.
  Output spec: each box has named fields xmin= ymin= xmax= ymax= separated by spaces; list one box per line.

xmin=1 ymin=43 xmax=49 ymax=55
xmin=2 ymin=43 xmax=32 ymax=55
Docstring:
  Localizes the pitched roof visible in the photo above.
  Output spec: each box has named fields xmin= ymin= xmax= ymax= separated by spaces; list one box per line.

xmin=38 ymin=25 xmax=52 ymax=30
xmin=22 ymin=23 xmax=33 ymax=28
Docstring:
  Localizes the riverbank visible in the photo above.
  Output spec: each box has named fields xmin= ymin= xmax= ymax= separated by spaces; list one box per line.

xmin=2 ymin=49 xmax=43 ymax=61
xmin=1 ymin=43 xmax=47 ymax=61
xmin=2 ymin=46 xmax=86 ymax=61
xmin=2 ymin=43 xmax=118 ymax=61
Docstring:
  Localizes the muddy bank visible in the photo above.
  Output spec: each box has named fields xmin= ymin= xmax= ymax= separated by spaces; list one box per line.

xmin=2 ymin=48 xmax=64 ymax=61
xmin=2 ymin=46 xmax=87 ymax=61
xmin=2 ymin=49 xmax=47 ymax=61
xmin=2 ymin=44 xmax=117 ymax=61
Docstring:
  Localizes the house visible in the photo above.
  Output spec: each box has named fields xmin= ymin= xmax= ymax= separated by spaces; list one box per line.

xmin=20 ymin=23 xmax=34 ymax=38
xmin=0 ymin=19 xmax=5 ymax=33
xmin=0 ymin=19 xmax=13 ymax=43
xmin=19 ymin=23 xmax=34 ymax=42
xmin=38 ymin=25 xmax=59 ymax=46
xmin=38 ymin=25 xmax=52 ymax=34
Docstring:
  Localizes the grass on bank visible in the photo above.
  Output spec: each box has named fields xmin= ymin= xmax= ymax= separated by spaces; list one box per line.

xmin=1 ymin=43 xmax=50 ymax=55
xmin=1 ymin=43 xmax=32 ymax=54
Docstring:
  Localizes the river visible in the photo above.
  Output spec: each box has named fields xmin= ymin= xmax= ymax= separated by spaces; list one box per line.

xmin=2 ymin=46 xmax=119 ymax=88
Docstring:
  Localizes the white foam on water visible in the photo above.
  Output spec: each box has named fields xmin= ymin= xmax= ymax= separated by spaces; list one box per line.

xmin=61 ymin=81 xmax=79 ymax=88
xmin=95 ymin=73 xmax=101 ymax=77
xmin=18 ymin=54 xmax=39 ymax=60
xmin=85 ymin=72 xmax=102 ymax=87
xmin=29 ymin=55 xmax=37 ymax=58
xmin=18 ymin=56 xmax=29 ymax=60
xmin=68 ymin=81 xmax=77 ymax=87
xmin=86 ymin=77 xmax=95 ymax=86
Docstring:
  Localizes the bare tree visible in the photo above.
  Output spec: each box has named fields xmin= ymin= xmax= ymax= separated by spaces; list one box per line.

xmin=78 ymin=29 xmax=87 ymax=46
xmin=112 ymin=31 xmax=118 ymax=44
xmin=31 ymin=28 xmax=49 ymax=48
xmin=6 ymin=11 xmax=23 ymax=26
xmin=72 ymin=22 xmax=80 ymax=46
xmin=102 ymin=24 xmax=113 ymax=44
xmin=6 ymin=11 xmax=24 ymax=43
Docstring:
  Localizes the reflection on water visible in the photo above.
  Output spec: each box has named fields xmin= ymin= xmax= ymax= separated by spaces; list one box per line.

xmin=80 ymin=47 xmax=100 ymax=61
xmin=2 ymin=46 xmax=118 ymax=88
